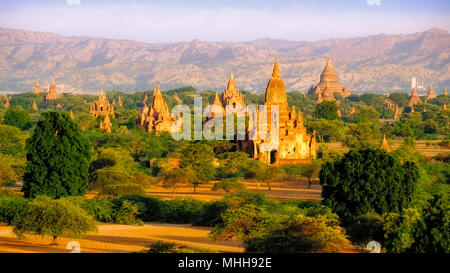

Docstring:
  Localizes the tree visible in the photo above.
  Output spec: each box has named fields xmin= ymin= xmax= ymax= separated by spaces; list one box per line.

xmin=22 ymin=111 xmax=92 ymax=198
xmin=245 ymin=214 xmax=351 ymax=253
xmin=158 ymin=167 xmax=196 ymax=194
xmin=217 ymin=152 xmax=251 ymax=178
xmin=252 ymin=163 xmax=285 ymax=190
xmin=314 ymin=101 xmax=340 ymax=120
xmin=212 ymin=177 xmax=246 ymax=193
xmin=13 ymin=196 xmax=97 ymax=245
xmin=409 ymin=194 xmax=449 ymax=253
xmin=299 ymin=161 xmax=321 ymax=188
xmin=3 ymin=106 xmax=32 ymax=130
xmin=0 ymin=154 xmax=25 ymax=186
xmin=319 ymin=148 xmax=419 ymax=225
xmin=180 ymin=143 xmax=216 ymax=193
xmin=0 ymin=125 xmax=28 ymax=156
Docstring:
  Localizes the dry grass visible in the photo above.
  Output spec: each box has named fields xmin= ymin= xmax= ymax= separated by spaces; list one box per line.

xmin=144 ymin=179 xmax=322 ymax=202
xmin=0 ymin=223 xmax=244 ymax=253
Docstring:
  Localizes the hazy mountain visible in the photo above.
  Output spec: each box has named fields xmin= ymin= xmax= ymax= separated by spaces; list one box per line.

xmin=0 ymin=27 xmax=449 ymax=94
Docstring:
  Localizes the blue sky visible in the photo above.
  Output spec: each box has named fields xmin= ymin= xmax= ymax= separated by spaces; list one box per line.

xmin=0 ymin=0 xmax=449 ymax=42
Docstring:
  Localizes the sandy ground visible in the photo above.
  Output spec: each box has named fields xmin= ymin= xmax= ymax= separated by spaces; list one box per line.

xmin=323 ymin=140 xmax=450 ymax=157
xmin=145 ymin=179 xmax=322 ymax=202
xmin=0 ymin=223 xmax=244 ymax=253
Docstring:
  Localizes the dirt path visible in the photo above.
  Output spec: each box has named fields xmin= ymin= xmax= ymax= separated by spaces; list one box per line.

xmin=0 ymin=223 xmax=244 ymax=253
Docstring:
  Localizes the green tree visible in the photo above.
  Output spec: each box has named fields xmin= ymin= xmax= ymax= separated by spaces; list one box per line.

xmin=314 ymin=101 xmax=340 ymax=120
xmin=0 ymin=154 xmax=25 ymax=186
xmin=22 ymin=112 xmax=92 ymax=198
xmin=319 ymin=148 xmax=419 ymax=225
xmin=158 ymin=167 xmax=196 ymax=194
xmin=299 ymin=161 xmax=321 ymax=188
xmin=212 ymin=177 xmax=246 ymax=193
xmin=253 ymin=163 xmax=285 ymax=191
xmin=13 ymin=196 xmax=97 ymax=245
xmin=245 ymin=214 xmax=351 ymax=253
xmin=410 ymin=194 xmax=449 ymax=253
xmin=3 ymin=106 xmax=32 ymax=130
xmin=180 ymin=143 xmax=216 ymax=193
xmin=0 ymin=125 xmax=28 ymax=156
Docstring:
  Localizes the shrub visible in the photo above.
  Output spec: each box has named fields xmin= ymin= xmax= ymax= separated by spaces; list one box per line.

xmin=117 ymin=195 xmax=164 ymax=222
xmin=347 ymin=212 xmax=384 ymax=246
xmin=193 ymin=201 xmax=228 ymax=227
xmin=142 ymin=241 xmax=218 ymax=253
xmin=0 ymin=197 xmax=29 ymax=225
xmin=111 ymin=199 xmax=141 ymax=225
xmin=212 ymin=178 xmax=246 ymax=193
xmin=245 ymin=214 xmax=351 ymax=253
xmin=160 ymin=198 xmax=203 ymax=223
xmin=13 ymin=196 xmax=97 ymax=245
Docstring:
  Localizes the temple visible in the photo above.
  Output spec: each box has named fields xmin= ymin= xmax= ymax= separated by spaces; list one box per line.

xmin=425 ymin=85 xmax=436 ymax=102
xmin=138 ymin=82 xmax=176 ymax=133
xmin=90 ymin=89 xmax=115 ymax=118
xmin=409 ymin=87 xmax=422 ymax=106
xmin=32 ymin=100 xmax=38 ymax=111
xmin=44 ymin=80 xmax=60 ymax=103
xmin=379 ymin=134 xmax=392 ymax=152
xmin=237 ymin=58 xmax=317 ymax=165
xmin=308 ymin=58 xmax=350 ymax=99
xmin=3 ymin=95 xmax=10 ymax=109
xmin=443 ymin=88 xmax=448 ymax=96
xmin=32 ymin=80 xmax=43 ymax=94
xmin=221 ymin=72 xmax=246 ymax=109
xmin=100 ymin=114 xmax=113 ymax=133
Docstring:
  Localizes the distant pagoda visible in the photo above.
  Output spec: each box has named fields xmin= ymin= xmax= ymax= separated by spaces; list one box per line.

xmin=222 ymin=72 xmax=246 ymax=109
xmin=408 ymin=87 xmax=422 ymax=106
xmin=138 ymin=82 xmax=176 ymax=133
xmin=308 ymin=58 xmax=350 ymax=99
xmin=90 ymin=89 xmax=115 ymax=118
xmin=379 ymin=134 xmax=392 ymax=152
xmin=32 ymin=80 xmax=43 ymax=94
xmin=32 ymin=100 xmax=38 ymax=111
xmin=44 ymin=80 xmax=60 ymax=103
xmin=443 ymin=88 xmax=448 ymax=96
xmin=425 ymin=85 xmax=436 ymax=102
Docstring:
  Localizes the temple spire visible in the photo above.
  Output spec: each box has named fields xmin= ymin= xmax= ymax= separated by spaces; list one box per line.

xmin=379 ymin=134 xmax=392 ymax=152
xmin=272 ymin=57 xmax=280 ymax=79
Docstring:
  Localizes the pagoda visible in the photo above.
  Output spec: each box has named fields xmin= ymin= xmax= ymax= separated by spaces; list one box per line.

xmin=138 ymin=82 xmax=176 ymax=133
xmin=237 ymin=58 xmax=317 ymax=165
xmin=408 ymin=87 xmax=422 ymax=106
xmin=32 ymin=80 xmax=43 ymax=94
xmin=222 ymin=72 xmax=245 ymax=109
xmin=90 ymin=89 xmax=115 ymax=118
xmin=32 ymin=100 xmax=38 ymax=111
xmin=443 ymin=88 xmax=448 ymax=96
xmin=308 ymin=58 xmax=350 ymax=99
xmin=379 ymin=134 xmax=392 ymax=152
xmin=44 ymin=80 xmax=60 ymax=103
xmin=425 ymin=85 xmax=436 ymax=102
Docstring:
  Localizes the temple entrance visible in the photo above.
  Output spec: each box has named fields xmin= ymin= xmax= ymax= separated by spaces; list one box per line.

xmin=270 ymin=150 xmax=277 ymax=164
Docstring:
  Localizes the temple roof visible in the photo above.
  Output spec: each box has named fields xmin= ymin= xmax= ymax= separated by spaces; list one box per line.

xmin=265 ymin=57 xmax=287 ymax=105
xmin=379 ymin=134 xmax=392 ymax=152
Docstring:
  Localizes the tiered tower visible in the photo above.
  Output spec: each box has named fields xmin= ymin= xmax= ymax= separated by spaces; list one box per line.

xmin=222 ymin=72 xmax=246 ymax=109
xmin=90 ymin=89 xmax=115 ymax=118
xmin=308 ymin=58 xmax=350 ymax=99
xmin=409 ymin=87 xmax=422 ymax=106
xmin=138 ymin=82 xmax=176 ymax=133
xmin=425 ymin=85 xmax=436 ymax=102
xmin=44 ymin=80 xmax=60 ymax=103
xmin=32 ymin=80 xmax=43 ymax=94
xmin=237 ymin=58 xmax=316 ymax=165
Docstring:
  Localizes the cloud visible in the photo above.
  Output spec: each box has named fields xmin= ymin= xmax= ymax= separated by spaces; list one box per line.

xmin=0 ymin=3 xmax=447 ymax=43
xmin=367 ymin=0 xmax=381 ymax=6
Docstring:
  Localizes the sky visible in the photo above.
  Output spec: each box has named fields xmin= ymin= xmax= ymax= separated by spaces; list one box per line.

xmin=0 ymin=0 xmax=449 ymax=43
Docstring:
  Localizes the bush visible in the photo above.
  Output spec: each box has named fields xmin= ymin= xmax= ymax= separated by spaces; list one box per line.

xmin=142 ymin=241 xmax=218 ymax=253
xmin=245 ymin=214 xmax=351 ymax=253
xmin=347 ymin=212 xmax=384 ymax=246
xmin=212 ymin=178 xmax=246 ymax=193
xmin=0 ymin=197 xmax=29 ymax=225
xmin=160 ymin=198 xmax=204 ymax=223
xmin=193 ymin=201 xmax=228 ymax=227
xmin=117 ymin=195 xmax=164 ymax=222
xmin=111 ymin=199 xmax=141 ymax=225
xmin=13 ymin=196 xmax=97 ymax=245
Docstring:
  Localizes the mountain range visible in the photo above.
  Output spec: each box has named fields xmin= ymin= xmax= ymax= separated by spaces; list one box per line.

xmin=0 ymin=27 xmax=449 ymax=94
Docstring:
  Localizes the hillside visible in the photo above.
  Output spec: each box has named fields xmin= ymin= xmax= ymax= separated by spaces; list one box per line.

xmin=0 ymin=27 xmax=449 ymax=93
